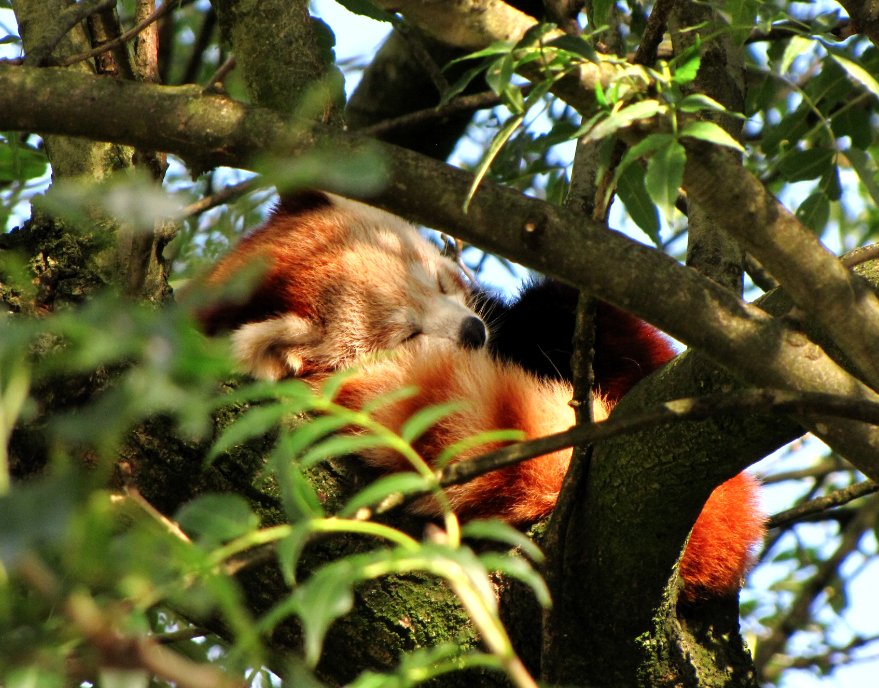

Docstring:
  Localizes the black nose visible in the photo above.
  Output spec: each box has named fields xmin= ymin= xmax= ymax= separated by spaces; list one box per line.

xmin=459 ymin=316 xmax=487 ymax=349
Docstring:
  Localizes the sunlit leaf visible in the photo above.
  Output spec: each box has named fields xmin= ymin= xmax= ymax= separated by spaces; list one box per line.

xmin=582 ymin=100 xmax=665 ymax=143
xmin=400 ymin=401 xmax=463 ymax=443
xmin=298 ymin=433 xmax=395 ymax=469
xmin=780 ymin=36 xmax=814 ymax=74
xmin=339 ymin=472 xmax=431 ymax=517
xmin=677 ymin=94 xmax=728 ymax=114
xmin=828 ymin=51 xmax=879 ymax=101
xmin=671 ymin=48 xmax=701 ymax=85
xmin=436 ymin=428 xmax=525 ymax=468
xmin=679 ymin=121 xmax=744 ymax=151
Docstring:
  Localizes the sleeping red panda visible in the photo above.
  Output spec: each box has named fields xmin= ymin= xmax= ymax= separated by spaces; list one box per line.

xmin=197 ymin=190 xmax=764 ymax=599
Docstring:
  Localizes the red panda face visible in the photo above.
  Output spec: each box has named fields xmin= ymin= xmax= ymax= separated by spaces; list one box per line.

xmin=197 ymin=193 xmax=487 ymax=380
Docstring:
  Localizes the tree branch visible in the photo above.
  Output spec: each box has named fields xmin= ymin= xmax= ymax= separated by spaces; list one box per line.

xmin=439 ymin=389 xmax=879 ymax=490
xmin=372 ymin=0 xmax=618 ymax=114
xmin=21 ymin=0 xmax=117 ymax=67
xmin=768 ymin=480 xmax=879 ymax=530
xmin=683 ymin=139 xmax=879 ymax=393
xmin=2 ymin=65 xmax=879 ymax=482
xmin=837 ymin=0 xmax=879 ymax=49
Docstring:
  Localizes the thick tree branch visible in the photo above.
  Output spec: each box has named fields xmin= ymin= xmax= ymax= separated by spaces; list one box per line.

xmin=838 ymin=0 xmax=879 ymax=49
xmin=2 ymin=64 xmax=879 ymax=482
xmin=373 ymin=0 xmax=540 ymax=48
xmin=683 ymin=140 xmax=879 ymax=392
xmin=20 ymin=0 xmax=116 ymax=66
xmin=373 ymin=0 xmax=618 ymax=114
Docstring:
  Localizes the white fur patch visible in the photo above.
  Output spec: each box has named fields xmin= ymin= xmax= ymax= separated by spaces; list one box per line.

xmin=231 ymin=314 xmax=318 ymax=380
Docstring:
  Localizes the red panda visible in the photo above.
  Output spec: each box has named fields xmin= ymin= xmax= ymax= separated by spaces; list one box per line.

xmin=197 ymin=191 xmax=764 ymax=599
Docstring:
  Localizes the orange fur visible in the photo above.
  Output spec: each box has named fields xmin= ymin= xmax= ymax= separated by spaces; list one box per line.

xmin=332 ymin=339 xmax=607 ymax=522
xmin=200 ymin=193 xmax=765 ymax=599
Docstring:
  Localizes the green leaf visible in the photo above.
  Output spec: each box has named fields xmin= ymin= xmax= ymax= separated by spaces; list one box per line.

xmin=546 ymin=34 xmax=597 ymax=61
xmin=619 ymin=133 xmax=676 ymax=170
xmin=6 ymin=666 xmax=65 ymax=688
xmin=436 ymin=428 xmax=525 ymax=468
xmin=821 ymin=164 xmax=842 ymax=201
xmin=175 ymin=494 xmax=259 ymax=546
xmin=830 ymin=106 xmax=872 ymax=149
xmin=845 ymin=148 xmax=879 ymax=208
xmin=777 ymin=147 xmax=834 ymax=182
xmin=780 ymin=36 xmax=814 ymax=74
xmin=485 ymin=54 xmax=515 ymax=99
xmin=319 ymin=366 xmax=358 ymax=402
xmin=761 ymin=107 xmax=809 ymax=155
xmin=448 ymin=41 xmax=514 ymax=65
xmin=589 ymin=0 xmax=614 ymax=27
xmin=464 ymin=112 xmax=525 ymax=212
xmin=462 ymin=519 xmax=544 ymax=562
xmin=207 ymin=403 xmax=290 ymax=464
xmin=679 ymin=121 xmax=744 ymax=151
xmin=677 ymin=94 xmax=728 ymax=114
xmin=726 ymin=0 xmax=759 ymax=44
xmin=400 ymin=401 xmax=463 ymax=443
xmin=645 ymin=139 xmax=686 ymax=226
xmin=270 ymin=438 xmax=325 ymax=521
xmin=441 ymin=59 xmax=493 ymax=105
xmin=277 ymin=526 xmax=313 ymax=585
xmin=0 ymin=135 xmax=49 ymax=183
xmin=478 ymin=552 xmax=551 ymax=606
xmin=616 ymin=163 xmax=660 ymax=241
xmin=583 ymin=100 xmax=665 ymax=143
xmin=671 ymin=49 xmax=701 ymax=85
xmin=608 ymin=134 xmax=675 ymax=210
xmin=282 ymin=414 xmax=351 ymax=460
xmin=828 ymin=51 xmax=879 ymax=101
xmin=795 ymin=192 xmax=830 ymax=232
xmin=298 ymin=433 xmax=394 ymax=469
xmin=286 ymin=552 xmax=392 ymax=666
xmin=339 ymin=472 xmax=431 ymax=517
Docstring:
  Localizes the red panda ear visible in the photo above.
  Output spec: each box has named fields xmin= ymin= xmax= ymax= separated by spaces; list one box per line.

xmin=274 ymin=190 xmax=334 ymax=217
xmin=230 ymin=314 xmax=322 ymax=380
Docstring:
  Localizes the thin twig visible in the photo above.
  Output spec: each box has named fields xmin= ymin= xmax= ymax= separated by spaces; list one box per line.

xmin=633 ymin=0 xmax=677 ymax=66
xmin=50 ymin=0 xmax=177 ymax=68
xmin=392 ymin=21 xmax=449 ymax=94
xmin=768 ymin=480 xmax=879 ymax=529
xmin=203 ymin=55 xmax=237 ymax=92
xmin=23 ymin=0 xmax=117 ymax=66
xmin=358 ymin=87 xmax=529 ymax=138
xmin=181 ymin=178 xmax=257 ymax=219
xmin=439 ymin=388 xmax=879 ymax=490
